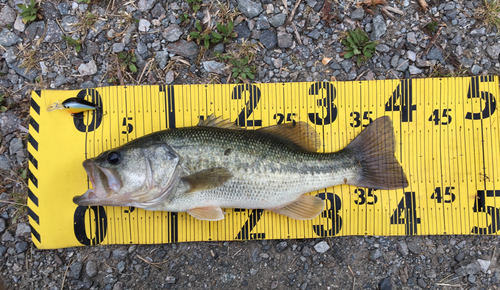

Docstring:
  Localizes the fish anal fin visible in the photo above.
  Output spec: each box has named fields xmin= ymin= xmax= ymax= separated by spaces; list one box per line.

xmin=197 ymin=115 xmax=243 ymax=130
xmin=257 ymin=122 xmax=321 ymax=152
xmin=269 ymin=195 xmax=325 ymax=220
xmin=182 ymin=167 xmax=233 ymax=193
xmin=187 ymin=206 xmax=225 ymax=221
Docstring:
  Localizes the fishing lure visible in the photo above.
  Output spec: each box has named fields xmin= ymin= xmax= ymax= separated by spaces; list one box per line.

xmin=47 ymin=98 xmax=98 ymax=114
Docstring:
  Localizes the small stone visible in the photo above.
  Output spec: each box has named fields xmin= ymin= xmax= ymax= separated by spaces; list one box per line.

xmin=252 ymin=248 xmax=262 ymax=263
xmin=417 ymin=278 xmax=427 ymax=288
xmin=370 ymin=249 xmax=382 ymax=261
xmin=0 ymin=110 xmax=21 ymax=135
xmin=15 ymin=223 xmax=31 ymax=237
xmin=166 ymin=40 xmax=199 ymax=58
xmin=78 ymin=60 xmax=98 ymax=76
xmin=113 ymin=282 xmax=123 ymax=290
xmin=277 ymin=32 xmax=293 ymax=48
xmin=237 ymin=0 xmax=263 ymax=19
xmin=307 ymin=30 xmax=320 ymax=40
xmin=407 ymin=32 xmax=417 ymax=45
xmin=259 ymin=30 xmax=277 ymax=49
xmin=351 ymin=8 xmax=365 ymax=21
xmin=15 ymin=241 xmax=28 ymax=253
xmin=450 ymin=34 xmax=462 ymax=45
xmin=136 ymin=41 xmax=148 ymax=57
xmin=155 ymin=50 xmax=169 ymax=69
xmin=40 ymin=61 xmax=48 ymax=75
xmin=455 ymin=252 xmax=465 ymax=262
xmin=269 ymin=13 xmax=286 ymax=27
xmin=163 ymin=24 xmax=183 ymax=42
xmin=70 ymin=261 xmax=83 ymax=279
xmin=0 ymin=28 xmax=22 ymax=47
xmin=397 ymin=59 xmax=409 ymax=72
xmin=470 ymin=28 xmax=485 ymax=37
xmin=165 ymin=71 xmax=175 ymax=84
xmin=234 ymin=22 xmax=251 ymax=42
xmin=1 ymin=231 xmax=14 ymax=242
xmin=455 ymin=260 xmax=482 ymax=276
xmin=117 ymin=261 xmax=126 ymax=273
xmin=378 ymin=277 xmax=392 ymax=290
xmin=138 ymin=19 xmax=151 ymax=32
xmin=0 ymin=6 xmax=16 ymax=27
xmin=407 ymin=242 xmax=421 ymax=254
xmin=426 ymin=47 xmax=444 ymax=62
xmin=113 ymin=247 xmax=128 ymax=260
xmin=314 ymin=241 xmax=330 ymax=253
xmin=371 ymin=14 xmax=386 ymax=40
xmin=113 ymin=43 xmax=125 ymax=53
xmin=14 ymin=15 xmax=26 ymax=32
xmin=250 ymin=268 xmax=258 ymax=275
xmin=426 ymin=269 xmax=437 ymax=279
xmin=0 ymin=155 xmax=11 ymax=171
xmin=256 ymin=17 xmax=270 ymax=30
xmin=203 ymin=61 xmax=226 ymax=75
xmin=103 ymin=274 xmax=118 ymax=284
xmin=276 ymin=241 xmax=288 ymax=252
xmin=273 ymin=58 xmax=283 ymax=68
xmin=9 ymin=138 xmax=23 ymax=155
xmin=0 ymin=218 xmax=5 ymax=233
xmin=341 ymin=60 xmax=353 ymax=73
xmin=471 ymin=64 xmax=481 ymax=75
xmin=214 ymin=43 xmax=225 ymax=53
xmin=138 ymin=0 xmax=157 ymax=12
xmin=309 ymin=14 xmax=321 ymax=27
xmin=390 ymin=55 xmax=400 ymax=68
xmin=376 ymin=44 xmax=390 ymax=52
xmin=165 ymin=276 xmax=176 ymax=284
xmin=43 ymin=20 xmax=64 ymax=43
xmin=301 ymin=246 xmax=313 ymax=257
xmin=407 ymin=51 xmax=416 ymax=62
xmin=487 ymin=44 xmax=500 ymax=60
xmin=397 ymin=241 xmax=409 ymax=256
xmin=151 ymin=3 xmax=166 ymax=18
xmin=409 ymin=65 xmax=422 ymax=75
xmin=477 ymin=259 xmax=491 ymax=273
xmin=86 ymin=261 xmax=98 ymax=277
xmin=57 ymin=3 xmax=69 ymax=15
xmin=270 ymin=281 xmax=279 ymax=289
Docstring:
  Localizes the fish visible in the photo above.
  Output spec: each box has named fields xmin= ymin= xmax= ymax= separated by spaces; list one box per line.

xmin=73 ymin=115 xmax=408 ymax=221
xmin=47 ymin=97 xmax=97 ymax=114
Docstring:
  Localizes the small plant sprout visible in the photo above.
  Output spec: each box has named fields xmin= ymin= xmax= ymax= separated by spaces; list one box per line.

xmin=476 ymin=0 xmax=500 ymax=33
xmin=0 ymin=93 xmax=8 ymax=112
xmin=212 ymin=21 xmax=236 ymax=44
xmin=18 ymin=0 xmax=38 ymax=24
xmin=186 ymin=0 xmax=203 ymax=14
xmin=179 ymin=13 xmax=190 ymax=23
xmin=189 ymin=20 xmax=212 ymax=49
xmin=342 ymin=28 xmax=379 ymax=66
xmin=118 ymin=52 xmax=138 ymax=73
xmin=62 ymin=36 xmax=82 ymax=52
xmin=231 ymin=56 xmax=255 ymax=83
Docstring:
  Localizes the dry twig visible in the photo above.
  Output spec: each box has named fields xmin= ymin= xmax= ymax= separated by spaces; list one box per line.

xmin=291 ymin=22 xmax=302 ymax=45
xmin=288 ymin=0 xmax=301 ymax=22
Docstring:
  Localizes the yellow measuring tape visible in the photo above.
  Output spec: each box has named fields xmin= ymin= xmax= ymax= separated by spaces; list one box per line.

xmin=27 ymin=76 xmax=500 ymax=249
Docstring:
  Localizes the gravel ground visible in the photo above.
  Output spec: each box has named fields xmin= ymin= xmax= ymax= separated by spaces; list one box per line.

xmin=2 ymin=0 xmax=500 ymax=289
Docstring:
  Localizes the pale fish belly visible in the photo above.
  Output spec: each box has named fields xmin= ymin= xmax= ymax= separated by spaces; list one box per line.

xmin=160 ymin=166 xmax=358 ymax=212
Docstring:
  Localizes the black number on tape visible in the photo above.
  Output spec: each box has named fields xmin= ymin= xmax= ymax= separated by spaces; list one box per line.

xmin=73 ymin=205 xmax=107 ymax=246
xmin=161 ymin=85 xmax=176 ymax=129
xmin=232 ymin=84 xmax=262 ymax=127
xmin=350 ymin=111 xmax=373 ymax=128
xmin=122 ymin=117 xmax=133 ymax=134
xmin=385 ymin=79 xmax=416 ymax=122
xmin=73 ymin=89 xmax=103 ymax=132
xmin=430 ymin=187 xmax=455 ymax=203
xmin=308 ymin=82 xmax=337 ymax=125
xmin=465 ymin=76 xmax=496 ymax=120
xmin=273 ymin=113 xmax=296 ymax=125
xmin=472 ymin=190 xmax=500 ymax=234
xmin=390 ymin=192 xmax=421 ymax=235
xmin=429 ymin=109 xmax=452 ymax=125
xmin=313 ymin=192 xmax=342 ymax=237
xmin=354 ymin=188 xmax=378 ymax=205
xmin=235 ymin=209 xmax=266 ymax=240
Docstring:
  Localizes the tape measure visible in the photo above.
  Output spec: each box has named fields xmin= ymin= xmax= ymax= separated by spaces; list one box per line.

xmin=27 ymin=76 xmax=500 ymax=249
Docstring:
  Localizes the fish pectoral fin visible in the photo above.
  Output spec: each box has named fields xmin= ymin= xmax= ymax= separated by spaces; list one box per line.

xmin=182 ymin=167 xmax=233 ymax=193
xmin=269 ymin=195 xmax=325 ymax=220
xmin=257 ymin=122 xmax=321 ymax=152
xmin=187 ymin=206 xmax=225 ymax=221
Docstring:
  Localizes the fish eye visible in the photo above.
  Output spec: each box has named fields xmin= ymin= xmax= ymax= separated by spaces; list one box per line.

xmin=107 ymin=151 xmax=121 ymax=165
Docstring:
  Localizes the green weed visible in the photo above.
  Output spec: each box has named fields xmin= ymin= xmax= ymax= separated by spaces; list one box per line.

xmin=186 ymin=0 xmax=203 ymax=14
xmin=342 ymin=28 xmax=379 ymax=66
xmin=62 ymin=36 xmax=82 ymax=52
xmin=118 ymin=52 xmax=138 ymax=72
xmin=0 ymin=93 xmax=8 ymax=112
xmin=18 ymin=0 xmax=38 ymax=24
xmin=231 ymin=56 xmax=255 ymax=83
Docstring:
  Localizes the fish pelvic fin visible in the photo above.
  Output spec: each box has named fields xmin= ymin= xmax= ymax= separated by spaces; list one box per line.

xmin=197 ymin=115 xmax=243 ymax=130
xmin=257 ymin=121 xmax=321 ymax=152
xmin=269 ymin=195 xmax=325 ymax=220
xmin=187 ymin=206 xmax=225 ymax=221
xmin=346 ymin=116 xmax=409 ymax=189
xmin=182 ymin=167 xmax=233 ymax=193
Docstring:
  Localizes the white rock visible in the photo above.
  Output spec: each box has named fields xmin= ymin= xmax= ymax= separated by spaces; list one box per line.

xmin=139 ymin=19 xmax=151 ymax=32
xmin=165 ymin=71 xmax=175 ymax=84
xmin=14 ymin=15 xmax=26 ymax=32
xmin=78 ymin=60 xmax=98 ymax=76
xmin=71 ymin=2 xmax=79 ymax=10
xmin=477 ymin=259 xmax=491 ymax=273
xmin=40 ymin=61 xmax=48 ymax=75
xmin=406 ymin=51 xmax=416 ymax=62
xmin=409 ymin=65 xmax=422 ymax=75
xmin=314 ymin=241 xmax=330 ymax=253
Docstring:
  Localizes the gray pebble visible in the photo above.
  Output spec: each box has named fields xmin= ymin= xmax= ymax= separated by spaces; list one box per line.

xmin=234 ymin=22 xmax=251 ymax=42
xmin=165 ymin=276 xmax=176 ymax=284
xmin=155 ymin=50 xmax=169 ymax=69
xmin=70 ymin=261 xmax=83 ymax=279
xmin=341 ymin=60 xmax=353 ymax=73
xmin=259 ymin=30 xmax=277 ymax=49
xmin=9 ymin=138 xmax=23 ymax=155
xmin=43 ymin=20 xmax=63 ymax=43
xmin=471 ymin=64 xmax=482 ymax=75
xmin=0 ymin=218 xmax=5 ymax=233
xmin=426 ymin=47 xmax=444 ymax=62
xmin=117 ymin=261 xmax=126 ymax=273
xmin=407 ymin=242 xmax=421 ymax=254
xmin=417 ymin=278 xmax=427 ymax=288
xmin=0 ymin=28 xmax=23 ymax=47
xmin=277 ymin=32 xmax=293 ymax=48
xmin=370 ymin=248 xmax=382 ymax=261
xmin=256 ymin=17 xmax=270 ymax=30
xmin=103 ymin=274 xmax=118 ymax=284
xmin=455 ymin=252 xmax=465 ymax=262
xmin=276 ymin=241 xmax=288 ymax=252
xmin=313 ymin=241 xmax=330 ymax=253
xmin=0 ymin=6 xmax=17 ymax=27
xmin=397 ymin=241 xmax=409 ymax=256
xmin=112 ymin=247 xmax=128 ymax=260
xmin=371 ymin=14 xmax=386 ymax=40
xmin=307 ymin=30 xmax=320 ymax=40
xmin=0 ymin=246 xmax=7 ymax=257
xmin=138 ymin=0 xmax=157 ymax=12
xmin=390 ymin=55 xmax=400 ymax=68
xmin=237 ymin=0 xmax=263 ymax=19
xmin=165 ymin=71 xmax=175 ymax=84
xmin=426 ymin=269 xmax=437 ymax=279
xmin=487 ymin=44 xmax=500 ymax=60
xmin=450 ymin=34 xmax=462 ymax=45
xmin=455 ymin=260 xmax=482 ymax=276
xmin=86 ymin=260 xmax=98 ymax=277
xmin=214 ymin=43 xmax=225 ymax=53
xmin=163 ymin=24 xmax=183 ymax=42
xmin=397 ymin=59 xmax=409 ymax=72
xmin=151 ymin=3 xmax=166 ymax=18
xmin=376 ymin=44 xmax=390 ymax=53
xmin=203 ymin=61 xmax=226 ymax=75
xmin=112 ymin=282 xmax=123 ymax=290
xmin=113 ymin=43 xmax=126 ymax=53
xmin=269 ymin=13 xmax=286 ymax=27
xmin=470 ymin=28 xmax=485 ymax=37
xmin=78 ymin=60 xmax=97 ymax=76
xmin=409 ymin=65 xmax=422 ymax=75
xmin=351 ymin=8 xmax=365 ymax=21
xmin=301 ymin=246 xmax=313 ymax=257
xmin=15 ymin=241 xmax=28 ymax=253
xmin=378 ymin=277 xmax=392 ymax=290
xmin=166 ymin=40 xmax=199 ymax=58
xmin=1 ymin=231 xmax=13 ymax=242
xmin=0 ymin=155 xmax=11 ymax=171
xmin=406 ymin=32 xmax=417 ymax=45
xmin=57 ymin=3 xmax=69 ymax=15
xmin=252 ymin=248 xmax=262 ymax=263
xmin=15 ymin=223 xmax=31 ymax=238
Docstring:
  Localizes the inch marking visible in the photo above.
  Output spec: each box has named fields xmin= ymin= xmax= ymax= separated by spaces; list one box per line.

xmin=465 ymin=76 xmax=496 ymax=120
xmin=430 ymin=187 xmax=456 ymax=203
xmin=354 ymin=188 xmax=378 ymax=205
xmin=390 ymin=192 xmax=421 ymax=235
xmin=232 ymin=84 xmax=262 ymax=127
xmin=73 ymin=206 xmax=108 ymax=246
xmin=385 ymin=79 xmax=416 ymax=122
xmin=429 ymin=109 xmax=452 ymax=125
xmin=308 ymin=81 xmax=337 ymax=125
xmin=236 ymin=209 xmax=266 ymax=240
xmin=313 ymin=192 xmax=342 ymax=237
xmin=350 ymin=111 xmax=373 ymax=128
xmin=472 ymin=190 xmax=500 ymax=234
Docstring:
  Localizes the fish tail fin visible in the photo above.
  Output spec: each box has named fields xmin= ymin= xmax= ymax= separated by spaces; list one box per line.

xmin=346 ymin=116 xmax=408 ymax=190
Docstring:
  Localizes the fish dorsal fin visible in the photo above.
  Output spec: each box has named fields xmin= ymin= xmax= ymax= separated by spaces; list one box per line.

xmin=197 ymin=115 xmax=243 ymax=130
xmin=269 ymin=195 xmax=325 ymax=220
xmin=188 ymin=206 xmax=225 ymax=221
xmin=182 ymin=168 xmax=233 ymax=193
xmin=257 ymin=121 xmax=321 ymax=152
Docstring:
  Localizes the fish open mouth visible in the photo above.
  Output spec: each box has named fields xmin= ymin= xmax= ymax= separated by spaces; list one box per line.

xmin=73 ymin=160 xmax=123 ymax=206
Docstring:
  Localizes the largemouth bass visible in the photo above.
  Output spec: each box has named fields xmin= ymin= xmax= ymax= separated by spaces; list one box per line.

xmin=73 ymin=115 xmax=408 ymax=221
